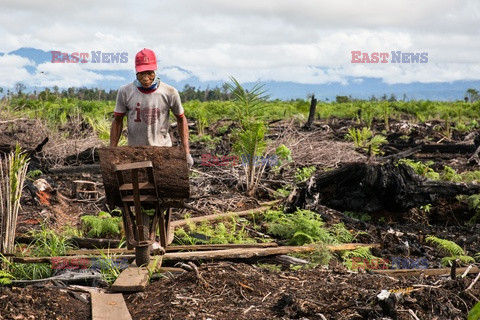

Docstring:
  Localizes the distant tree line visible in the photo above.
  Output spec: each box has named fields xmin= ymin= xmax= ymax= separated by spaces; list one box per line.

xmin=0 ymin=82 xmax=478 ymax=103
xmin=335 ymin=88 xmax=479 ymax=103
xmin=0 ymin=82 xmax=233 ymax=102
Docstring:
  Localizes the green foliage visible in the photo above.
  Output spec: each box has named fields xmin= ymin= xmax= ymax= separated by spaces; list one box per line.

xmin=426 ymin=235 xmax=465 ymax=256
xmin=173 ymin=216 xmax=256 ymax=245
xmin=440 ymin=255 xmax=475 ymax=266
xmin=27 ymin=225 xmax=75 ymax=257
xmin=468 ymin=301 xmax=480 ymax=320
xmin=1 ymin=256 xmax=51 ymax=281
xmin=328 ymin=223 xmax=354 ymax=243
xmin=343 ymin=211 xmax=372 ymax=222
xmin=227 ymin=77 xmax=269 ymax=126
xmin=426 ymin=235 xmax=475 ymax=267
xmin=0 ymin=269 xmax=14 ymax=285
xmin=1 ymin=226 xmax=75 ymax=281
xmin=465 ymin=194 xmax=480 ymax=224
xmin=187 ymin=101 xmax=209 ymax=135
xmin=398 ymin=159 xmax=440 ymax=180
xmin=189 ymin=134 xmax=222 ymax=150
xmin=275 ymin=144 xmax=293 ymax=165
xmin=94 ymin=250 xmax=125 ymax=285
xmin=420 ymin=204 xmax=432 ymax=214
xmin=381 ymin=101 xmax=391 ymax=131
xmin=81 ymin=212 xmax=123 ymax=238
xmin=346 ymin=127 xmax=387 ymax=155
xmin=294 ymin=166 xmax=316 ymax=183
xmin=27 ymin=169 xmax=43 ymax=179
xmin=341 ymin=247 xmax=379 ymax=271
xmin=441 ymin=165 xmax=462 ymax=182
xmin=264 ymin=209 xmax=336 ymax=246
xmin=274 ymin=187 xmax=292 ymax=198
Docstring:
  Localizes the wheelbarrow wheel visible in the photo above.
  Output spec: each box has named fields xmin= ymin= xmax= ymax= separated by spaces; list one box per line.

xmin=135 ymin=245 xmax=150 ymax=267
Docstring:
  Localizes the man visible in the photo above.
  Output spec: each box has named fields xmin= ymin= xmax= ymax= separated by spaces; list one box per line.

xmin=110 ymin=48 xmax=193 ymax=167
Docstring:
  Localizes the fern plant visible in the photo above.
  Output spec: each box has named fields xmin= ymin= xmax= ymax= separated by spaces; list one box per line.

xmin=426 ymin=235 xmax=475 ymax=267
xmin=81 ymin=211 xmax=123 ymax=238
xmin=0 ymin=269 xmax=14 ymax=285
xmin=264 ymin=209 xmax=335 ymax=246
xmin=341 ymin=247 xmax=381 ymax=270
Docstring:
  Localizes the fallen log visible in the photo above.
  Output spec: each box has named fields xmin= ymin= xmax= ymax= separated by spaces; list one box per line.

xmin=11 ymin=243 xmax=379 ymax=263
xmin=386 ymin=143 xmax=476 ymax=154
xmin=65 ymin=243 xmax=279 ymax=256
xmin=171 ymin=200 xmax=280 ymax=228
xmin=287 ymin=162 xmax=480 ymax=213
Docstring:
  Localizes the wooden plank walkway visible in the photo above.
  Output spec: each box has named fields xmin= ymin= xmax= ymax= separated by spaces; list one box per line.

xmin=91 ymin=292 xmax=132 ymax=320
xmin=111 ymin=257 xmax=162 ymax=292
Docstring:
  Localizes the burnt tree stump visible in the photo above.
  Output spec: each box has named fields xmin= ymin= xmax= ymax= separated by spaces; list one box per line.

xmin=287 ymin=162 xmax=480 ymax=213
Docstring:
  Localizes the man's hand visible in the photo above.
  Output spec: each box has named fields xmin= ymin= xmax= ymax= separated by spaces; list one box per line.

xmin=186 ymin=153 xmax=194 ymax=168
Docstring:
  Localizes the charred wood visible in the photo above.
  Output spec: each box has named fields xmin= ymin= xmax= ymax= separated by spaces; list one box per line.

xmin=287 ymin=162 xmax=480 ymax=214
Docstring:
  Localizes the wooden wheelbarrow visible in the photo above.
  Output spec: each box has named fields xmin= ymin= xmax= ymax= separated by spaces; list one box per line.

xmin=98 ymin=146 xmax=189 ymax=266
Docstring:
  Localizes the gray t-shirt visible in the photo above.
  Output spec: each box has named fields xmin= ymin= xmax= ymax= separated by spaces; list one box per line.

xmin=114 ymin=82 xmax=184 ymax=146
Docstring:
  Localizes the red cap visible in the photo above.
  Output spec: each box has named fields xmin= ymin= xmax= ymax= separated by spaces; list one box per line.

xmin=135 ymin=48 xmax=157 ymax=73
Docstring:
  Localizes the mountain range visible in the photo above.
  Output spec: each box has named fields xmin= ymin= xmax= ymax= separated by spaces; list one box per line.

xmin=3 ymin=47 xmax=479 ymax=101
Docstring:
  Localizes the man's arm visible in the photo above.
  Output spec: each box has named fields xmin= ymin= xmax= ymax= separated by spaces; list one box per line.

xmin=175 ymin=113 xmax=190 ymax=154
xmin=110 ymin=114 xmax=125 ymax=147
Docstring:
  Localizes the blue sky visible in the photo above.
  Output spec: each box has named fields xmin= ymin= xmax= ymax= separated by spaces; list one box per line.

xmin=0 ymin=0 xmax=479 ymax=100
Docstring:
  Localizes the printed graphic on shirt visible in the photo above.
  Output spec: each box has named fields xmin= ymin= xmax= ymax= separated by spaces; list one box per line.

xmin=140 ymin=107 xmax=161 ymax=125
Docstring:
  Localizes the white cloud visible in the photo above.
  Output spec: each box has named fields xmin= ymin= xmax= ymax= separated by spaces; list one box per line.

xmin=0 ymin=54 xmax=34 ymax=87
xmin=0 ymin=0 xmax=479 ymax=90
xmin=31 ymin=62 xmax=126 ymax=88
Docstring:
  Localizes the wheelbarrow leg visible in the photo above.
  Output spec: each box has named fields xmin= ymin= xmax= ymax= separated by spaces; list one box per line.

xmin=158 ymin=208 xmax=172 ymax=248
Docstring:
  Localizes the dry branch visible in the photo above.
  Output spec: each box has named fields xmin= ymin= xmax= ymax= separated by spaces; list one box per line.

xmin=372 ymin=266 xmax=480 ymax=278
xmin=171 ymin=200 xmax=280 ymax=228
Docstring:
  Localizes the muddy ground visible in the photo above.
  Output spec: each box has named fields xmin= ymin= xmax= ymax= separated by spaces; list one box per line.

xmin=0 ymin=116 xmax=479 ymax=320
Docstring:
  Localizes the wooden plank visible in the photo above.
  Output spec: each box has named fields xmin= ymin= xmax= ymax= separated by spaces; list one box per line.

xmin=66 ymin=242 xmax=279 ymax=256
xmin=91 ymin=292 xmax=132 ymax=320
xmin=162 ymin=243 xmax=380 ymax=261
xmin=372 ymin=266 xmax=480 ymax=278
xmin=114 ymin=161 xmax=152 ymax=171
xmin=171 ymin=201 xmax=280 ymax=228
xmin=12 ymin=255 xmax=135 ymax=263
xmin=121 ymin=194 xmax=158 ymax=202
xmin=110 ymin=257 xmax=162 ymax=292
xmin=119 ymin=182 xmax=155 ymax=191
xmin=12 ymin=243 xmax=379 ymax=264
xmin=111 ymin=264 xmax=150 ymax=292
